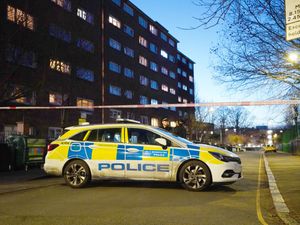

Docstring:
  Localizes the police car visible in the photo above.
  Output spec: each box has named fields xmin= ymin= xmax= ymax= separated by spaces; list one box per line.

xmin=44 ymin=120 xmax=242 ymax=191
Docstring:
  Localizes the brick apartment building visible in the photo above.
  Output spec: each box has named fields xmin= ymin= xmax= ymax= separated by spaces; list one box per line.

xmin=0 ymin=0 xmax=195 ymax=140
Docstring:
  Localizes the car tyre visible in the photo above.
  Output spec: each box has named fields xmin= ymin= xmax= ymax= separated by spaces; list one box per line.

xmin=63 ymin=160 xmax=91 ymax=188
xmin=179 ymin=160 xmax=211 ymax=191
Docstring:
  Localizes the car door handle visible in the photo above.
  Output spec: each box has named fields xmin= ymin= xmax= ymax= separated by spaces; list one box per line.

xmin=127 ymin=148 xmax=140 ymax=153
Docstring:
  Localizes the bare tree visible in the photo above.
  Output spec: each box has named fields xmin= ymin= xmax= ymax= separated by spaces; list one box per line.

xmin=193 ymin=0 xmax=300 ymax=97
xmin=229 ymin=107 xmax=253 ymax=133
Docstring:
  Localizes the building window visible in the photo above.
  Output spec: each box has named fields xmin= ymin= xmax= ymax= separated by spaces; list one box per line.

xmin=109 ymin=85 xmax=121 ymax=96
xmin=49 ymin=92 xmax=62 ymax=105
xmin=177 ymin=54 xmax=181 ymax=60
xmin=77 ymin=8 xmax=94 ymax=24
xmin=138 ymin=16 xmax=148 ymax=29
xmin=169 ymin=39 xmax=175 ymax=47
xmin=109 ymin=61 xmax=121 ymax=73
xmin=150 ymin=80 xmax=158 ymax=90
xmin=177 ymin=68 xmax=181 ymax=74
xmin=183 ymin=99 xmax=188 ymax=103
xmin=178 ymin=82 xmax=182 ymax=88
xmin=124 ymin=47 xmax=134 ymax=58
xmin=51 ymin=0 xmax=71 ymax=11
xmin=140 ymin=115 xmax=149 ymax=124
xmin=77 ymin=98 xmax=94 ymax=111
xmin=149 ymin=43 xmax=158 ymax=54
xmin=76 ymin=38 xmax=94 ymax=53
xmin=170 ymin=88 xmax=176 ymax=95
xmin=140 ymin=75 xmax=149 ymax=86
xmin=150 ymin=61 xmax=158 ymax=72
xmin=189 ymin=88 xmax=194 ymax=95
xmin=12 ymin=87 xmax=36 ymax=105
xmin=151 ymin=99 xmax=158 ymax=105
xmin=178 ymin=110 xmax=183 ymax=117
xmin=169 ymin=71 xmax=176 ymax=79
xmin=160 ymin=50 xmax=168 ymax=59
xmin=49 ymin=59 xmax=71 ymax=74
xmin=140 ymin=96 xmax=148 ymax=104
xmin=149 ymin=24 xmax=158 ymax=35
xmin=182 ymin=57 xmax=187 ymax=64
xmin=178 ymin=96 xmax=182 ymax=102
xmin=169 ymin=54 xmax=175 ymax=63
xmin=162 ymin=101 xmax=168 ymax=109
xmin=139 ymin=56 xmax=148 ymax=67
xmin=123 ymin=3 xmax=134 ymax=16
xmin=161 ymin=67 xmax=168 ymax=75
xmin=76 ymin=67 xmax=94 ymax=82
xmin=124 ymin=90 xmax=133 ymax=99
xmin=161 ymin=84 xmax=168 ymax=92
xmin=109 ymin=38 xmax=121 ymax=51
xmin=7 ymin=5 xmax=35 ymax=30
xmin=6 ymin=44 xmax=37 ymax=68
xmin=48 ymin=127 xmax=63 ymax=140
xmin=170 ymin=106 xmax=176 ymax=112
xmin=124 ymin=67 xmax=134 ymax=78
xmin=139 ymin=36 xmax=147 ymax=48
xmin=182 ymin=84 xmax=188 ymax=91
xmin=189 ymin=75 xmax=194 ymax=82
xmin=112 ymin=0 xmax=121 ymax=6
xmin=182 ymin=71 xmax=187 ymax=77
xmin=151 ymin=118 xmax=159 ymax=127
xmin=49 ymin=23 xmax=71 ymax=43
xmin=123 ymin=24 xmax=134 ymax=37
xmin=109 ymin=15 xmax=121 ymax=28
xmin=110 ymin=109 xmax=122 ymax=119
xmin=189 ymin=62 xmax=193 ymax=70
xmin=160 ymin=32 xmax=167 ymax=41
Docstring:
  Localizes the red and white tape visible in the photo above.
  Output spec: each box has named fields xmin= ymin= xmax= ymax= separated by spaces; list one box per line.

xmin=1 ymin=100 xmax=300 ymax=110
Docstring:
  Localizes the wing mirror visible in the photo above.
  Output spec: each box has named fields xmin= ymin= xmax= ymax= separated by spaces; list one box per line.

xmin=155 ymin=138 xmax=167 ymax=149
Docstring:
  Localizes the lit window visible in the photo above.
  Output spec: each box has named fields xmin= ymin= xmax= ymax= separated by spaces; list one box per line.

xmin=160 ymin=50 xmax=168 ymax=59
xmin=76 ymin=67 xmax=94 ymax=82
xmin=6 ymin=44 xmax=37 ymax=68
xmin=112 ymin=0 xmax=121 ymax=6
xmin=109 ymin=85 xmax=121 ymax=96
xmin=109 ymin=61 xmax=121 ymax=73
xmin=160 ymin=32 xmax=167 ymax=41
xmin=150 ymin=61 xmax=158 ymax=72
xmin=124 ymin=47 xmax=134 ymax=58
xmin=169 ymin=39 xmax=175 ymax=47
xmin=189 ymin=88 xmax=194 ymax=95
xmin=7 ymin=5 xmax=35 ymax=30
xmin=109 ymin=15 xmax=121 ymax=28
xmin=110 ymin=109 xmax=122 ymax=119
xmin=178 ymin=96 xmax=182 ymax=102
xmin=49 ymin=92 xmax=62 ymax=105
xmin=189 ymin=75 xmax=194 ymax=82
xmin=149 ymin=43 xmax=158 ymax=54
xmin=177 ymin=68 xmax=181 ymax=74
xmin=151 ymin=99 xmax=158 ymax=105
xmin=161 ymin=67 xmax=168 ymax=75
xmin=123 ymin=3 xmax=134 ymax=16
xmin=123 ymin=24 xmax=134 ymax=37
xmin=139 ymin=56 xmax=148 ymax=67
xmin=151 ymin=118 xmax=159 ymax=127
xmin=189 ymin=62 xmax=193 ymax=70
xmin=178 ymin=82 xmax=182 ymax=88
xmin=124 ymin=68 xmax=134 ymax=78
xmin=77 ymin=38 xmax=94 ymax=53
xmin=170 ymin=88 xmax=176 ymax=95
xmin=77 ymin=8 xmax=94 ymax=24
xmin=51 ymin=0 xmax=71 ymax=11
xmin=139 ymin=36 xmax=147 ymax=47
xmin=140 ymin=96 xmax=148 ymax=104
xmin=182 ymin=71 xmax=187 ymax=77
xmin=109 ymin=38 xmax=121 ymax=51
xmin=124 ymin=90 xmax=133 ymax=99
xmin=182 ymin=85 xmax=188 ymax=91
xmin=183 ymin=99 xmax=188 ymax=103
xmin=49 ymin=59 xmax=71 ymax=74
xmin=77 ymin=98 xmax=94 ymax=111
xmin=169 ymin=71 xmax=176 ymax=79
xmin=140 ymin=75 xmax=149 ymax=86
xmin=49 ymin=23 xmax=71 ymax=43
xmin=12 ymin=87 xmax=36 ymax=105
xmin=150 ymin=80 xmax=158 ymax=90
xmin=169 ymin=54 xmax=175 ymax=63
xmin=138 ymin=16 xmax=148 ymax=29
xmin=149 ymin=24 xmax=158 ymax=35
xmin=161 ymin=84 xmax=168 ymax=92
xmin=170 ymin=106 xmax=176 ymax=112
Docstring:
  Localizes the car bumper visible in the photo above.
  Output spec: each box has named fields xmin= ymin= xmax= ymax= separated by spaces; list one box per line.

xmin=44 ymin=159 xmax=64 ymax=176
xmin=208 ymin=162 xmax=242 ymax=183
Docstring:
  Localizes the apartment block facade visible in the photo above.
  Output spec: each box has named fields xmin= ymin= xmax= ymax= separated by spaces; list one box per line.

xmin=0 ymin=0 xmax=195 ymax=140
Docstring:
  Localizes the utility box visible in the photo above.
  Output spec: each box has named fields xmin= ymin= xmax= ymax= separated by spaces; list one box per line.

xmin=26 ymin=138 xmax=46 ymax=168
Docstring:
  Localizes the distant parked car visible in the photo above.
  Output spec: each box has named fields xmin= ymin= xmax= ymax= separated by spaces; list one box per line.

xmin=263 ymin=145 xmax=277 ymax=153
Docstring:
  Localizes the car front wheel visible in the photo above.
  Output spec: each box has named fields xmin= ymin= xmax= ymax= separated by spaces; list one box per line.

xmin=63 ymin=160 xmax=90 ymax=188
xmin=179 ymin=161 xmax=211 ymax=191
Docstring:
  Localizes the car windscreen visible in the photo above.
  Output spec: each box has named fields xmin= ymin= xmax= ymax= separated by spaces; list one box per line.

xmin=154 ymin=128 xmax=193 ymax=145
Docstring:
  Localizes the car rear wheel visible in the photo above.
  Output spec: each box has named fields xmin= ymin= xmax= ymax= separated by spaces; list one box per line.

xmin=63 ymin=160 xmax=90 ymax=188
xmin=179 ymin=161 xmax=211 ymax=191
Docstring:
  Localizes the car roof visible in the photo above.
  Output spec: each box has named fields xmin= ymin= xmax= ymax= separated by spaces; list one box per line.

xmin=65 ymin=123 xmax=154 ymax=131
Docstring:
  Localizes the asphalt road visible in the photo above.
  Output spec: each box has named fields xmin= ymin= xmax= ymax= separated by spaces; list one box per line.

xmin=0 ymin=152 xmax=285 ymax=225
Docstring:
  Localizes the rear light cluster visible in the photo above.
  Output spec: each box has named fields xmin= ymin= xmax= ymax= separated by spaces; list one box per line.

xmin=47 ymin=144 xmax=59 ymax=151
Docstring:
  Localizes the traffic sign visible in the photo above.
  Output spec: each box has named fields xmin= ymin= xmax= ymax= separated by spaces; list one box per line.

xmin=285 ymin=0 xmax=300 ymax=40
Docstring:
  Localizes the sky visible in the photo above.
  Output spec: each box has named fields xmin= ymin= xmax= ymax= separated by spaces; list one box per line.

xmin=130 ymin=0 xmax=286 ymax=127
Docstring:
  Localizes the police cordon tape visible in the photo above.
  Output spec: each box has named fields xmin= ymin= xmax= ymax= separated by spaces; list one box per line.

xmin=1 ymin=99 xmax=300 ymax=110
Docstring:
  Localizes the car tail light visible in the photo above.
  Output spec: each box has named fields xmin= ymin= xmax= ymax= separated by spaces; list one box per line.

xmin=47 ymin=144 xmax=59 ymax=151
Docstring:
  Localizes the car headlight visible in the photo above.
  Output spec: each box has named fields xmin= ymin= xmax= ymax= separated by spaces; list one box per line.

xmin=209 ymin=152 xmax=241 ymax=164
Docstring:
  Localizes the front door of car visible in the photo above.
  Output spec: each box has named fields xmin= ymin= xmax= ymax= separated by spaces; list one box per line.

xmin=125 ymin=128 xmax=172 ymax=180
xmin=84 ymin=128 xmax=125 ymax=178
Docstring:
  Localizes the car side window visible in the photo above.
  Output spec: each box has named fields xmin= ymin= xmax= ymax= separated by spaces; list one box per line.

xmin=86 ymin=128 xmax=121 ymax=143
xmin=128 ymin=128 xmax=163 ymax=145
xmin=69 ymin=131 xmax=88 ymax=141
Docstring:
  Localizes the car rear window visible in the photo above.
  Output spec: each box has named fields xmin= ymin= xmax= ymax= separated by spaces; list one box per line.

xmin=69 ymin=131 xmax=88 ymax=141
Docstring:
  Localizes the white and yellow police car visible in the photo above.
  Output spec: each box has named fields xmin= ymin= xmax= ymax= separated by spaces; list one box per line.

xmin=44 ymin=121 xmax=242 ymax=191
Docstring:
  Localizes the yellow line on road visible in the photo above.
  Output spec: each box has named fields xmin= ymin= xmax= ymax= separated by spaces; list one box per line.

xmin=257 ymin=154 xmax=268 ymax=225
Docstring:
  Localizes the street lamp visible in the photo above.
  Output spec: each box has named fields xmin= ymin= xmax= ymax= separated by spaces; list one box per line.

xmin=288 ymin=52 xmax=299 ymax=63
